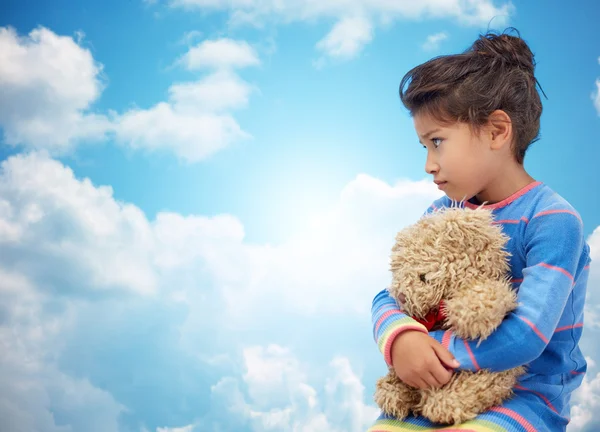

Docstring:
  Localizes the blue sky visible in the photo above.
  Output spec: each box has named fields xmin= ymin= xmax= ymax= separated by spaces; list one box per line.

xmin=1 ymin=1 xmax=599 ymax=431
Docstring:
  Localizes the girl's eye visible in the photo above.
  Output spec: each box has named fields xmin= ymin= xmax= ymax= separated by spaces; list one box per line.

xmin=431 ymin=138 xmax=443 ymax=147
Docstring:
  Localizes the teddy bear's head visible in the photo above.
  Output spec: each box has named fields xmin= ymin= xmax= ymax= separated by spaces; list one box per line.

xmin=389 ymin=207 xmax=511 ymax=320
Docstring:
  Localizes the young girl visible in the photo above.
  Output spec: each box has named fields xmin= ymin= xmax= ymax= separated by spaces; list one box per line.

xmin=370 ymin=29 xmax=591 ymax=431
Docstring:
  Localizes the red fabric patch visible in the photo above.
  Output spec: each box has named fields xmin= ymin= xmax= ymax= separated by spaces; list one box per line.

xmin=413 ymin=300 xmax=446 ymax=331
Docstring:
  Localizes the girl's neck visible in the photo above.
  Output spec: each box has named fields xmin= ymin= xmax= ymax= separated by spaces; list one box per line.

xmin=473 ymin=164 xmax=536 ymax=205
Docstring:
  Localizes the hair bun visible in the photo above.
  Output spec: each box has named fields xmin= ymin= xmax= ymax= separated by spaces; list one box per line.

xmin=470 ymin=29 xmax=535 ymax=76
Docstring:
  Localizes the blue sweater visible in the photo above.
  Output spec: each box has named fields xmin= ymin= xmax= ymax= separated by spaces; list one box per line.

xmin=370 ymin=181 xmax=591 ymax=431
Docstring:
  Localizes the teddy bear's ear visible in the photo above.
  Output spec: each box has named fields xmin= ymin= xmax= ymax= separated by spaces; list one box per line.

xmin=443 ymin=208 xmax=511 ymax=275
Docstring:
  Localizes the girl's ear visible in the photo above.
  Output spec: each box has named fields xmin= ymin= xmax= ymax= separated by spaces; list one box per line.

xmin=487 ymin=109 xmax=512 ymax=150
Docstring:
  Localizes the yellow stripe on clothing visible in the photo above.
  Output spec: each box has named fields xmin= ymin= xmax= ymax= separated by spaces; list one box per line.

xmin=377 ymin=316 xmax=427 ymax=353
xmin=367 ymin=419 xmax=508 ymax=432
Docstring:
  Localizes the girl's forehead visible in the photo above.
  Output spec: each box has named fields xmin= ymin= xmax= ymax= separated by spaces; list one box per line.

xmin=413 ymin=113 xmax=452 ymax=136
xmin=414 ymin=111 xmax=471 ymax=133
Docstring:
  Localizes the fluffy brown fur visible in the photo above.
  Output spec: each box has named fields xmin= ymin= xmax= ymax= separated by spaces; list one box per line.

xmin=374 ymin=206 xmax=526 ymax=425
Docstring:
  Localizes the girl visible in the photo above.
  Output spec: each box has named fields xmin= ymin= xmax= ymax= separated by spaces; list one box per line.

xmin=370 ymin=29 xmax=591 ymax=431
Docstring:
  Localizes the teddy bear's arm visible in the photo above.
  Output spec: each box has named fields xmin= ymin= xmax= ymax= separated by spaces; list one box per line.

xmin=443 ymin=279 xmax=518 ymax=342
xmin=374 ymin=369 xmax=421 ymax=420
xmin=417 ymin=366 xmax=525 ymax=425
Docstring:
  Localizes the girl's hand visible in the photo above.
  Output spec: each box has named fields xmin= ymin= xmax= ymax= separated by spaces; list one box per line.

xmin=391 ymin=330 xmax=459 ymax=389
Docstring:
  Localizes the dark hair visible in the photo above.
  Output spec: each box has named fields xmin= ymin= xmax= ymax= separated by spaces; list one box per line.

xmin=399 ymin=28 xmax=545 ymax=164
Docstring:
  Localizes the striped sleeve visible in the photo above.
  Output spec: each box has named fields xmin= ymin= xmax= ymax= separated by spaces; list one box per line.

xmin=372 ymin=288 xmax=428 ymax=366
xmin=430 ymin=209 xmax=588 ymax=372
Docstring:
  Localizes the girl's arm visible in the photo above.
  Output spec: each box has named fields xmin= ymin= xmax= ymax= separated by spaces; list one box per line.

xmin=429 ymin=209 xmax=589 ymax=372
xmin=371 ymin=288 xmax=429 ymax=366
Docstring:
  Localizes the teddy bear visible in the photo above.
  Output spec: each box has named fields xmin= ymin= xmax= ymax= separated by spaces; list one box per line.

xmin=374 ymin=206 xmax=526 ymax=425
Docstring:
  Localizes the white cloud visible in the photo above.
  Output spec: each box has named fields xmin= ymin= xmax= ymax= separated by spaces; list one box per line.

xmin=570 ymin=373 xmax=600 ymax=431
xmin=582 ymin=227 xmax=600 ymax=329
xmin=0 ymin=360 xmax=126 ymax=432
xmin=167 ymin=0 xmax=511 ymax=25
xmin=0 ymin=151 xmax=158 ymax=295
xmin=179 ymin=38 xmax=260 ymax=70
xmin=115 ymin=40 xmax=258 ymax=163
xmin=163 ymin=0 xmax=513 ymax=61
xmin=422 ymin=32 xmax=448 ymax=51
xmin=593 ymin=57 xmax=600 ymax=116
xmin=569 ymin=228 xmax=600 ymax=430
xmin=244 ymin=345 xmax=301 ymax=401
xmin=593 ymin=78 xmax=600 ymax=116
xmin=316 ymin=16 xmax=373 ymax=61
xmin=178 ymin=30 xmax=203 ymax=46
xmin=0 ymin=149 xmax=253 ymax=294
xmin=0 ymin=27 xmax=258 ymax=163
xmin=0 ymin=266 xmax=126 ymax=432
xmin=0 ymin=26 xmax=111 ymax=153
xmin=156 ymin=426 xmax=195 ymax=432
xmin=169 ymin=70 xmax=255 ymax=112
xmin=324 ymin=357 xmax=381 ymax=428
xmin=115 ymin=101 xmax=250 ymax=163
xmin=587 ymin=356 xmax=597 ymax=370
xmin=207 ymin=345 xmax=379 ymax=431
xmin=0 ymin=151 xmax=252 ymax=430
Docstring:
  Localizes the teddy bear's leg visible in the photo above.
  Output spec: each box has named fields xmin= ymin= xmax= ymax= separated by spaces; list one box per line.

xmin=374 ymin=370 xmax=420 ymax=420
xmin=417 ymin=367 xmax=525 ymax=425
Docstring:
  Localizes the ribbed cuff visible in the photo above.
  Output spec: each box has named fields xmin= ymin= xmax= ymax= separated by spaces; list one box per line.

xmin=381 ymin=320 xmax=428 ymax=367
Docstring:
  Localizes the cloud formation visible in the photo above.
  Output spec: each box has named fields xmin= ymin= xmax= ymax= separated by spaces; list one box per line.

xmin=422 ymin=32 xmax=449 ymax=51
xmin=0 ymin=27 xmax=111 ymax=152
xmin=164 ymin=0 xmax=513 ymax=61
xmin=0 ymin=27 xmax=259 ymax=163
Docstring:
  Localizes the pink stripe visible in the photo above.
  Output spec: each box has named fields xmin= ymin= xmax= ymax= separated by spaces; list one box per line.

xmin=493 ymin=216 xmax=530 ymax=225
xmin=372 ymin=303 xmax=388 ymax=316
xmin=463 ymin=340 xmax=480 ymax=371
xmin=490 ymin=407 xmax=537 ymax=432
xmin=571 ymin=370 xmax=585 ymax=375
xmin=538 ymin=262 xmax=574 ymax=282
xmin=383 ymin=325 xmax=428 ymax=366
xmin=517 ymin=315 xmax=549 ymax=344
xmin=515 ymin=385 xmax=558 ymax=413
xmin=373 ymin=301 xmax=400 ymax=317
xmin=555 ymin=323 xmax=584 ymax=332
xmin=374 ymin=310 xmax=401 ymax=337
xmin=442 ymin=330 xmax=452 ymax=349
xmin=511 ymin=278 xmax=523 ymax=283
xmin=584 ymin=265 xmax=590 ymax=270
xmin=493 ymin=219 xmax=520 ymax=224
xmin=436 ymin=429 xmax=477 ymax=432
xmin=464 ymin=181 xmax=542 ymax=210
xmin=533 ymin=209 xmax=582 ymax=222
xmin=371 ymin=305 xmax=388 ymax=336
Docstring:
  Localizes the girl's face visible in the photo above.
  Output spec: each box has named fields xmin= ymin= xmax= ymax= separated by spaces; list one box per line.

xmin=413 ymin=112 xmax=501 ymax=203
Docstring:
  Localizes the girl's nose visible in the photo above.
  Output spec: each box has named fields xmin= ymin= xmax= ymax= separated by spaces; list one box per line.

xmin=425 ymin=153 xmax=439 ymax=175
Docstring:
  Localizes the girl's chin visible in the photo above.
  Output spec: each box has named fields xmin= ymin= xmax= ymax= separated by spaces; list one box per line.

xmin=444 ymin=191 xmax=475 ymax=203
